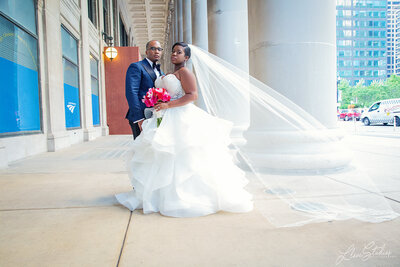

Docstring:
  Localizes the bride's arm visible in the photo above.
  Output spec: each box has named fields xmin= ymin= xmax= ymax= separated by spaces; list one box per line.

xmin=155 ymin=68 xmax=198 ymax=111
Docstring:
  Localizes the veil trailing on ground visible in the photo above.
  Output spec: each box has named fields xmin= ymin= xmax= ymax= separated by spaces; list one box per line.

xmin=189 ymin=44 xmax=399 ymax=227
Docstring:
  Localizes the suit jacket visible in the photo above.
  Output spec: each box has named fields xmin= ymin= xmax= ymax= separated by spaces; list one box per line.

xmin=125 ymin=58 xmax=164 ymax=122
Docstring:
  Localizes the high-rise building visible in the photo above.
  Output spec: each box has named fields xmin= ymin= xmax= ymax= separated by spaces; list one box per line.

xmin=387 ymin=1 xmax=400 ymax=76
xmin=337 ymin=0 xmax=387 ymax=85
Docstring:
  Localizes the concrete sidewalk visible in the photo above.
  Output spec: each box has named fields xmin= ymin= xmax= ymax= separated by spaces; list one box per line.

xmin=0 ymin=135 xmax=399 ymax=266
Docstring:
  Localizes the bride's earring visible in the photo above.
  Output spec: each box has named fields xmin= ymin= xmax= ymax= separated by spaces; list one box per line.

xmin=184 ymin=60 xmax=187 ymax=67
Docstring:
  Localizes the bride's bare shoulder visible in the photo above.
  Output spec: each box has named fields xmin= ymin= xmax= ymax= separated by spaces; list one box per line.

xmin=177 ymin=67 xmax=194 ymax=79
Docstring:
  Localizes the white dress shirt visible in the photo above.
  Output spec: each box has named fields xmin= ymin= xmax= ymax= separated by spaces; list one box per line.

xmin=146 ymin=58 xmax=160 ymax=78
xmin=134 ymin=59 xmax=161 ymax=124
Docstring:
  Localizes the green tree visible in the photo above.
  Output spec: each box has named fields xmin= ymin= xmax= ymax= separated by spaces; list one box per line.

xmin=353 ymin=80 xmax=384 ymax=107
xmin=338 ymin=76 xmax=400 ymax=109
xmin=338 ymin=79 xmax=352 ymax=109
xmin=384 ymin=75 xmax=400 ymax=99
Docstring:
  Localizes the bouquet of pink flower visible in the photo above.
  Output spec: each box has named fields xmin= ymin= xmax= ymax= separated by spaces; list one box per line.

xmin=142 ymin=87 xmax=171 ymax=127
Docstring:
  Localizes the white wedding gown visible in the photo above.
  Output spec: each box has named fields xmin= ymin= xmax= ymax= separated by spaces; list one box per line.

xmin=115 ymin=74 xmax=253 ymax=217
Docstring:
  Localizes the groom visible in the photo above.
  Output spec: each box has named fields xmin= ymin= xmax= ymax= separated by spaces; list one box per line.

xmin=125 ymin=40 xmax=164 ymax=139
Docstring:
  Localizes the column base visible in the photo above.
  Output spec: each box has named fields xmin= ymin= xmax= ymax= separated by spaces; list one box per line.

xmin=0 ymin=141 xmax=8 ymax=169
xmin=231 ymin=125 xmax=248 ymax=147
xmin=47 ymin=131 xmax=70 ymax=152
xmin=101 ymin=126 xmax=109 ymax=136
xmin=84 ymin=127 xmax=97 ymax=141
xmin=241 ymin=128 xmax=351 ymax=174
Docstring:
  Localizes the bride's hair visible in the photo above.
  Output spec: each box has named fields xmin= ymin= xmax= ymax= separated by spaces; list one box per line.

xmin=172 ymin=42 xmax=191 ymax=59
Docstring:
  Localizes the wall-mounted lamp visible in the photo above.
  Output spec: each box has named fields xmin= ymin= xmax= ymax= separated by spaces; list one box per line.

xmin=105 ymin=47 xmax=118 ymax=61
xmin=102 ymin=32 xmax=113 ymax=46
xmin=102 ymin=32 xmax=117 ymax=61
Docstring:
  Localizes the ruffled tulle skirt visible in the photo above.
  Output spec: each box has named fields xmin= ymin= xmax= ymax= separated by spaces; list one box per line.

xmin=115 ymin=103 xmax=253 ymax=217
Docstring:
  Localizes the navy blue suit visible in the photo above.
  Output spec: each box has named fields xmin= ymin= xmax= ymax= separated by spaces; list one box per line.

xmin=125 ymin=58 xmax=163 ymax=138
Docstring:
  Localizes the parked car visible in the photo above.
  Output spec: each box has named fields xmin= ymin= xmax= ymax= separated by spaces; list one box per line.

xmin=339 ymin=109 xmax=362 ymax=121
xmin=361 ymin=98 xmax=400 ymax=126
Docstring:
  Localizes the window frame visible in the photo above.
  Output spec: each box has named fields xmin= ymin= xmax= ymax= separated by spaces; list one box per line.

xmin=89 ymin=54 xmax=101 ymax=127
xmin=0 ymin=1 xmax=43 ymax=137
xmin=119 ymin=15 xmax=128 ymax=46
xmin=88 ymin=0 xmax=98 ymax=27
xmin=61 ymin=25 xmax=82 ymax=130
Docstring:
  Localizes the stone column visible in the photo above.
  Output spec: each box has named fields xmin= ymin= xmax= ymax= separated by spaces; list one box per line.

xmin=182 ymin=0 xmax=192 ymax=44
xmin=191 ymin=0 xmax=208 ymax=110
xmin=249 ymin=0 xmax=337 ymax=127
xmin=207 ymin=0 xmax=249 ymax=72
xmin=207 ymin=0 xmax=249 ymax=146
xmin=246 ymin=0 xmax=348 ymax=171
xmin=163 ymin=2 xmax=175 ymax=73
xmin=42 ymin=0 xmax=70 ymax=151
xmin=174 ymin=0 xmax=179 ymax=43
xmin=99 ymin=0 xmax=109 ymax=136
xmin=191 ymin=0 xmax=208 ymax=50
xmin=80 ymin=0 xmax=96 ymax=141
xmin=182 ymin=0 xmax=192 ymax=70
xmin=177 ymin=0 xmax=183 ymax=41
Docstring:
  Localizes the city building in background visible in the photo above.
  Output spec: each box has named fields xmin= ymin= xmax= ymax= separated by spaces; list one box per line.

xmin=387 ymin=1 xmax=400 ymax=76
xmin=336 ymin=0 xmax=388 ymax=85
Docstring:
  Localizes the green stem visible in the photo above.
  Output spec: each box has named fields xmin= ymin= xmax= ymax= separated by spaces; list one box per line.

xmin=157 ymin=117 xmax=162 ymax=127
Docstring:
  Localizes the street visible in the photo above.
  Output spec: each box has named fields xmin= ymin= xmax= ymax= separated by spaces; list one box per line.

xmin=337 ymin=120 xmax=400 ymax=138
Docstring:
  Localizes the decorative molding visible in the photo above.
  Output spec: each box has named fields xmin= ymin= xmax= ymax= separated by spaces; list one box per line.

xmin=60 ymin=0 xmax=81 ymax=34
xmin=89 ymin=45 xmax=100 ymax=59
xmin=60 ymin=16 xmax=80 ymax=41
xmin=37 ymin=0 xmax=44 ymax=9
xmin=88 ymin=21 xmax=100 ymax=52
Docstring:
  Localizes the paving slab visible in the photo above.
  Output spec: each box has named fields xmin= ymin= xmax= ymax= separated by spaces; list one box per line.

xmin=0 ymin=207 xmax=130 ymax=267
xmin=119 ymin=209 xmax=400 ymax=267
xmin=0 ymin=172 xmax=130 ymax=210
xmin=1 ymin=136 xmax=132 ymax=174
xmin=386 ymin=192 xmax=400 ymax=203
xmin=1 ymin=134 xmax=399 ymax=267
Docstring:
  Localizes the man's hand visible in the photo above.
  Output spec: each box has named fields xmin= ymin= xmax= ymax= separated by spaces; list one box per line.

xmin=138 ymin=120 xmax=144 ymax=131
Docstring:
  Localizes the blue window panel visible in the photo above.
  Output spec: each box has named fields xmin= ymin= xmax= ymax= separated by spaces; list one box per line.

xmin=92 ymin=94 xmax=100 ymax=126
xmin=64 ymin=83 xmax=81 ymax=128
xmin=61 ymin=27 xmax=80 ymax=129
xmin=0 ymin=14 xmax=40 ymax=134
xmin=90 ymin=56 xmax=100 ymax=126
xmin=91 ymin=76 xmax=100 ymax=126
xmin=0 ymin=57 xmax=40 ymax=133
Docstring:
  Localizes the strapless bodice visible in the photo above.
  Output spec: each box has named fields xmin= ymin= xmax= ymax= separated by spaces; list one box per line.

xmin=155 ymin=74 xmax=185 ymax=100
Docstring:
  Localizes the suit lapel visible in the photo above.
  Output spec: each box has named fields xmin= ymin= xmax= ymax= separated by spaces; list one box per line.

xmin=141 ymin=59 xmax=157 ymax=82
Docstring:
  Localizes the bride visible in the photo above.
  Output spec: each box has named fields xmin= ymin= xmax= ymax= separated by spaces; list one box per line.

xmin=117 ymin=42 xmax=399 ymax=227
xmin=115 ymin=42 xmax=253 ymax=217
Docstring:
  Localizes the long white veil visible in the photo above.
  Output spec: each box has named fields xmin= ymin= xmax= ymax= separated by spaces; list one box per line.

xmin=189 ymin=44 xmax=399 ymax=227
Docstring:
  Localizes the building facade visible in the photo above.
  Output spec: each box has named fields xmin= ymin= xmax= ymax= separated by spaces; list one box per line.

xmin=387 ymin=0 xmax=400 ymax=76
xmin=0 ymin=0 xmax=141 ymax=168
xmin=336 ymin=0 xmax=387 ymax=85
